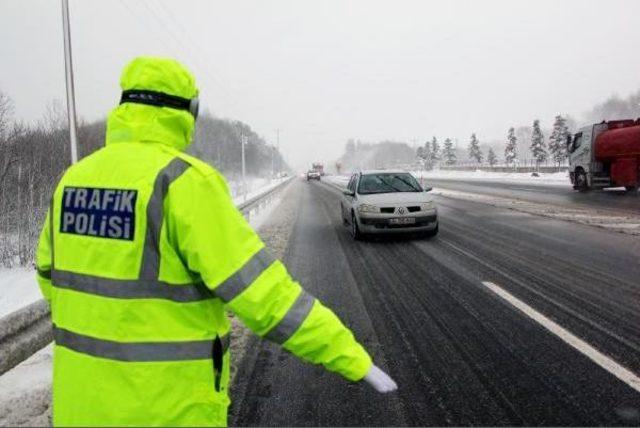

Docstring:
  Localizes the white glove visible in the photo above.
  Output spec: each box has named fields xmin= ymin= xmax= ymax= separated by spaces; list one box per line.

xmin=363 ymin=364 xmax=398 ymax=393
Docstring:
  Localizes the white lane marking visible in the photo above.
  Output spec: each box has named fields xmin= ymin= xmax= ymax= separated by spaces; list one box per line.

xmin=482 ymin=281 xmax=640 ymax=394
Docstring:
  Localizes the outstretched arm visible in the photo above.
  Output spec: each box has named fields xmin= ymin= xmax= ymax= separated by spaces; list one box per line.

xmin=168 ymin=169 xmax=394 ymax=388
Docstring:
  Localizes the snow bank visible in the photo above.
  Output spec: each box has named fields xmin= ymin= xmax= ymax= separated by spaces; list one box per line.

xmin=322 ymin=175 xmax=350 ymax=189
xmin=0 ymin=344 xmax=52 ymax=427
xmin=413 ymin=169 xmax=571 ymax=188
xmin=232 ymin=177 xmax=290 ymax=206
xmin=433 ymin=188 xmax=640 ymax=236
xmin=326 ymin=171 xmax=571 ymax=189
xmin=0 ymin=268 xmax=41 ymax=319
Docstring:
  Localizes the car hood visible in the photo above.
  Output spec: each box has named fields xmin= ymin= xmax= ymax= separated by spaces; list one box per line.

xmin=357 ymin=191 xmax=433 ymax=205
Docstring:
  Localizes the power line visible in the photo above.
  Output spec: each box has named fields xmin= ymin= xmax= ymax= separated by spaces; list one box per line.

xmin=137 ymin=0 xmax=238 ymax=114
xmin=156 ymin=0 xmax=232 ymax=93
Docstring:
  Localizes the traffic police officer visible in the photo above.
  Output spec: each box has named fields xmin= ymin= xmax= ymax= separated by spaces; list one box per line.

xmin=36 ymin=56 xmax=396 ymax=426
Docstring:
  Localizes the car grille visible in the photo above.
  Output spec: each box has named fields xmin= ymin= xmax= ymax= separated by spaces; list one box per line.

xmin=380 ymin=206 xmax=421 ymax=214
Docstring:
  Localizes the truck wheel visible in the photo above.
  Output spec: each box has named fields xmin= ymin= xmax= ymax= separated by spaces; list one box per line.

xmin=575 ymin=171 xmax=589 ymax=192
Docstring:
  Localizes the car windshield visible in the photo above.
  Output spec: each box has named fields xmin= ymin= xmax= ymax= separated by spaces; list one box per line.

xmin=357 ymin=173 xmax=422 ymax=194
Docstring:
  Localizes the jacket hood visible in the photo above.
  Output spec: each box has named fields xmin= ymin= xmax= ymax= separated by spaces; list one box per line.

xmin=105 ymin=56 xmax=199 ymax=152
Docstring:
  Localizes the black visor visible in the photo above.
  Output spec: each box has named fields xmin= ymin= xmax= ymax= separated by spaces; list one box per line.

xmin=120 ymin=89 xmax=198 ymax=119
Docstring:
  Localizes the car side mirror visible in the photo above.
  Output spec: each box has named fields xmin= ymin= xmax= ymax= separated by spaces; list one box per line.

xmin=424 ymin=187 xmax=433 ymax=192
xmin=343 ymin=189 xmax=355 ymax=196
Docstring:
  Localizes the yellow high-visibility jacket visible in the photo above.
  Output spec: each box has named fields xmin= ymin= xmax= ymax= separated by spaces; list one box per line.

xmin=35 ymin=57 xmax=371 ymax=427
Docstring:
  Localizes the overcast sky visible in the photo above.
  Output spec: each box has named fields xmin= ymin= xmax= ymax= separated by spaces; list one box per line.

xmin=1 ymin=0 xmax=640 ymax=169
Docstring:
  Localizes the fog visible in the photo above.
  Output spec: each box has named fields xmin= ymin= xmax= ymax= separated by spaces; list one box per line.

xmin=1 ymin=0 xmax=640 ymax=170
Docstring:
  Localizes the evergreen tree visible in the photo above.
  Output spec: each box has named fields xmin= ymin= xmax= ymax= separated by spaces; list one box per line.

xmin=487 ymin=148 xmax=497 ymax=168
xmin=530 ymin=119 xmax=547 ymax=169
xmin=548 ymin=115 xmax=569 ymax=168
xmin=504 ymin=127 xmax=518 ymax=168
xmin=430 ymin=136 xmax=440 ymax=164
xmin=468 ymin=133 xmax=483 ymax=164
xmin=422 ymin=140 xmax=433 ymax=170
xmin=443 ymin=138 xmax=457 ymax=165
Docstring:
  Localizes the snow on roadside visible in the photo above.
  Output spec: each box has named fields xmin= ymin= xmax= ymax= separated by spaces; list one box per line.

xmin=0 ymin=268 xmax=42 ymax=319
xmin=322 ymin=175 xmax=349 ymax=189
xmin=433 ymin=188 xmax=640 ymax=236
xmin=414 ymin=169 xmax=572 ymax=187
xmin=0 ymin=344 xmax=52 ymax=427
xmin=232 ymin=177 xmax=289 ymax=206
xmin=325 ymin=170 xmax=571 ymax=189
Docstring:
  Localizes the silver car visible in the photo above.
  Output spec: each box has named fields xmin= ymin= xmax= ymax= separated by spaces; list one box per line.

xmin=340 ymin=170 xmax=438 ymax=240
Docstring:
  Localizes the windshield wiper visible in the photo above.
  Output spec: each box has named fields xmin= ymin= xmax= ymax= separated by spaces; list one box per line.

xmin=378 ymin=177 xmax=405 ymax=193
xmin=394 ymin=176 xmax=421 ymax=191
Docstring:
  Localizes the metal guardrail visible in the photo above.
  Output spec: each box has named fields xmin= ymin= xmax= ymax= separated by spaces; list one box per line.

xmin=237 ymin=177 xmax=293 ymax=214
xmin=0 ymin=176 xmax=294 ymax=376
xmin=0 ymin=300 xmax=52 ymax=375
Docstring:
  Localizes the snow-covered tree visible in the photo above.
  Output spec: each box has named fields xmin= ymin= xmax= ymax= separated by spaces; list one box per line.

xmin=420 ymin=140 xmax=433 ymax=170
xmin=548 ymin=115 xmax=569 ymax=168
xmin=487 ymin=148 xmax=497 ymax=168
xmin=504 ymin=127 xmax=517 ymax=168
xmin=443 ymin=138 xmax=457 ymax=165
xmin=430 ymin=136 xmax=440 ymax=165
xmin=468 ymin=133 xmax=483 ymax=164
xmin=529 ymin=119 xmax=547 ymax=169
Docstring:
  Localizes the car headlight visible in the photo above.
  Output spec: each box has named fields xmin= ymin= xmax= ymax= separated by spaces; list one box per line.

xmin=420 ymin=201 xmax=435 ymax=211
xmin=357 ymin=204 xmax=378 ymax=213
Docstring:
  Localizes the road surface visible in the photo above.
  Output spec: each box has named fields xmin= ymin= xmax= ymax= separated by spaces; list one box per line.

xmin=425 ymin=178 xmax=640 ymax=215
xmin=231 ymin=178 xmax=640 ymax=426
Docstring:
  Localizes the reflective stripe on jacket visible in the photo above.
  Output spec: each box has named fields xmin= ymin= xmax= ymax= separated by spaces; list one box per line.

xmin=35 ymin=57 xmax=372 ymax=427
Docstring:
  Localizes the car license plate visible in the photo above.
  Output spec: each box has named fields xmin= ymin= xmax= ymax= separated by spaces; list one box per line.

xmin=389 ymin=217 xmax=415 ymax=225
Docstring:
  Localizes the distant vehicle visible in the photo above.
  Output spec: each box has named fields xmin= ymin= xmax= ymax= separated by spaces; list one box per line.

xmin=306 ymin=169 xmax=321 ymax=181
xmin=312 ymin=162 xmax=325 ymax=176
xmin=568 ymin=119 xmax=640 ymax=192
xmin=340 ymin=170 xmax=438 ymax=240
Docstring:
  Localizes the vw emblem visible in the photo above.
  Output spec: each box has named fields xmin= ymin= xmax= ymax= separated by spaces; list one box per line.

xmin=397 ymin=207 xmax=405 ymax=215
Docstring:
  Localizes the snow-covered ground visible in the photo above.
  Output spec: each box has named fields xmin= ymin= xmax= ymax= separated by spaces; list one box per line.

xmin=232 ymin=176 xmax=289 ymax=206
xmin=431 ymin=188 xmax=640 ymax=235
xmin=323 ymin=175 xmax=349 ymax=189
xmin=0 ymin=345 xmax=52 ymax=427
xmin=0 ymin=268 xmax=42 ymax=319
xmin=325 ymin=170 xmax=571 ymax=189
xmin=413 ymin=169 xmax=572 ymax=188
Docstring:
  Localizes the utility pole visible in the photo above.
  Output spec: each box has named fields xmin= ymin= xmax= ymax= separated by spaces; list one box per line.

xmin=241 ymin=131 xmax=247 ymax=201
xmin=270 ymin=145 xmax=274 ymax=180
xmin=61 ymin=0 xmax=79 ymax=164
xmin=274 ymin=128 xmax=280 ymax=175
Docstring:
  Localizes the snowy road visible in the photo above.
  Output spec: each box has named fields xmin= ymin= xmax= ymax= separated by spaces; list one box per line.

xmin=231 ymin=178 xmax=640 ymax=426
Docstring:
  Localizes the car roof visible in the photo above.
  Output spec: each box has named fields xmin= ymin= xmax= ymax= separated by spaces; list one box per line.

xmin=359 ymin=169 xmax=411 ymax=175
